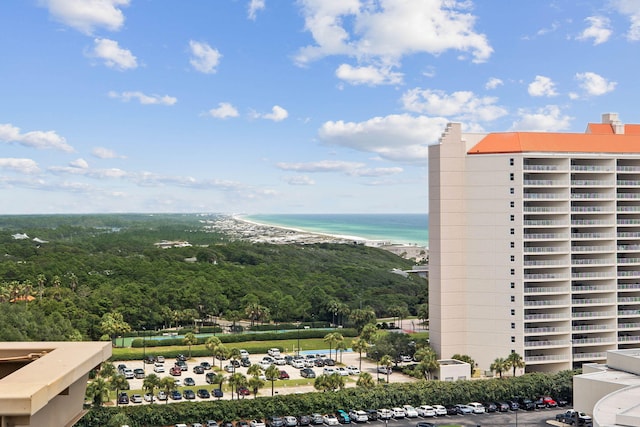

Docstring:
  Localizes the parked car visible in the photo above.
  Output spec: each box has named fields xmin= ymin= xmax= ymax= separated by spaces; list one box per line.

xmin=197 ymin=389 xmax=210 ymax=399
xmin=156 ymin=356 xmax=165 ymax=363
xmin=506 ymin=400 xmax=520 ymax=411
xmin=432 ymin=405 xmax=447 ymax=416
xmin=238 ymin=386 xmax=250 ymax=396
xmin=284 ymin=416 xmax=297 ymax=427
xmin=267 ymin=416 xmax=285 ymax=427
xmin=193 ymin=365 xmax=205 ymax=374
xmin=224 ymin=364 xmax=236 ymax=373
xmin=184 ymin=377 xmax=196 ymax=386
xmin=176 ymin=360 xmax=188 ymax=371
xmin=323 ymin=414 xmax=339 ymax=426
xmin=323 ymin=367 xmax=336 ymax=375
xmin=402 ymin=405 xmax=419 ymax=418
xmin=133 ymin=368 xmax=145 ymax=379
xmin=279 ymin=370 xmax=290 ymax=379
xmin=483 ymin=402 xmax=497 ymax=413
xmin=170 ymin=366 xmax=182 ymax=376
xmin=122 ymin=368 xmax=134 ymax=379
xmin=517 ymin=397 xmax=535 ymax=411
xmin=541 ymin=396 xmax=558 ymax=407
xmin=182 ymin=389 xmax=196 ymax=400
xmin=144 ymin=393 xmax=153 ymax=402
xmin=144 ymin=355 xmax=155 ymax=364
xmin=241 ymin=357 xmax=252 ymax=367
xmin=157 ymin=391 xmax=167 ymax=401
xmin=291 ymin=359 xmax=305 ymax=368
xmin=239 ymin=349 xmax=250 ymax=358
xmin=336 ymin=410 xmax=350 ymax=424
xmin=336 ymin=367 xmax=349 ymax=376
xmin=170 ymin=390 xmax=182 ymax=400
xmin=555 ymin=410 xmax=592 ymax=426
xmin=200 ymin=361 xmax=212 ymax=370
xmin=314 ymin=359 xmax=325 ymax=367
xmin=391 ymin=407 xmax=405 ymax=418
xmin=346 ymin=366 xmax=360 ymax=375
xmin=213 ymin=388 xmax=224 ymax=398
xmin=365 ymin=409 xmax=378 ymax=421
xmin=274 ymin=356 xmax=287 ymax=365
xmin=415 ymin=423 xmax=436 ymax=427
xmin=310 ymin=414 xmax=323 ymax=425
xmin=348 ymin=410 xmax=368 ymax=423
xmin=444 ymin=405 xmax=458 ymax=416
xmin=300 ymin=368 xmax=316 ymax=378
xmin=130 ymin=393 xmax=143 ymax=403
xmin=250 ymin=421 xmax=266 ymax=427
xmin=495 ymin=401 xmax=510 ymax=412
xmin=298 ymin=415 xmax=311 ymax=426
xmin=117 ymin=392 xmax=129 ymax=404
xmin=377 ymin=366 xmax=392 ymax=375
xmin=154 ymin=364 xmax=165 ymax=373
xmin=416 ymin=405 xmax=435 ymax=417
xmin=207 ymin=421 xmax=218 ymax=427
xmin=468 ymin=402 xmax=485 ymax=414
xmin=268 ymin=348 xmax=281 ymax=357
xmin=176 ymin=354 xmax=187 ymax=362
xmin=454 ymin=404 xmax=473 ymax=415
xmin=376 ymin=409 xmax=392 ymax=420
xmin=324 ymin=358 xmax=336 ymax=366
xmin=534 ymin=397 xmax=547 ymax=409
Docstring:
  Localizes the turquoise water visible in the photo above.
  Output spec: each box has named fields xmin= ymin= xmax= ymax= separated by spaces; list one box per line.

xmin=244 ymin=214 xmax=428 ymax=247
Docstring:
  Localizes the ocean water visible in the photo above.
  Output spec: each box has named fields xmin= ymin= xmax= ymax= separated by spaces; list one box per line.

xmin=243 ymin=214 xmax=428 ymax=247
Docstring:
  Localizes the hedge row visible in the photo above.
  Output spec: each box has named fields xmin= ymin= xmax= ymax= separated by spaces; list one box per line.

xmin=77 ymin=370 xmax=576 ymax=427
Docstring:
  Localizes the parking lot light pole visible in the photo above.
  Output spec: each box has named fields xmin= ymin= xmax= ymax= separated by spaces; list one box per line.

xmin=142 ymin=327 xmax=146 ymax=371
xmin=296 ymin=322 xmax=301 ymax=357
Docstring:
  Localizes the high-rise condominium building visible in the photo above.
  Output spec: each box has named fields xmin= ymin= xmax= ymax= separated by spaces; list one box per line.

xmin=428 ymin=113 xmax=640 ymax=374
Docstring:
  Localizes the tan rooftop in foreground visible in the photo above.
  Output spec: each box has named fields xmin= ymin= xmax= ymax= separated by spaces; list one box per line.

xmin=0 ymin=341 xmax=111 ymax=427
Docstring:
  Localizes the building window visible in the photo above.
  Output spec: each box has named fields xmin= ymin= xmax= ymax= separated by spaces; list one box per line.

xmin=510 ymin=158 xmax=514 ymax=166
xmin=511 ymin=309 xmax=515 ymax=315
xmin=510 ymin=269 xmax=515 ymax=275
xmin=510 ymin=282 xmax=515 ymax=288
xmin=511 ymin=322 xmax=515 ymax=329
xmin=510 ymin=241 xmax=515 ymax=248
xmin=510 ymin=201 xmax=515 ymax=208
xmin=511 ymin=295 xmax=515 ymax=302
xmin=510 ymin=188 xmax=514 ymax=194
xmin=510 ymin=173 xmax=515 ymax=181
xmin=511 ymin=336 xmax=516 ymax=343
xmin=510 ymin=255 xmax=515 ymax=262
xmin=510 ymin=228 xmax=515 ymax=235
xmin=510 ymin=214 xmax=515 ymax=221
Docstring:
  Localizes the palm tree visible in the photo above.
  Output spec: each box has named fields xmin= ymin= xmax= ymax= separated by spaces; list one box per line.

xmin=229 ymin=347 xmax=242 ymax=372
xmin=159 ymin=376 xmax=177 ymax=404
xmin=351 ymin=338 xmax=369 ymax=371
xmin=360 ymin=323 xmax=378 ymax=343
xmin=415 ymin=348 xmax=439 ymax=380
xmin=183 ymin=332 xmax=197 ymax=358
xmin=356 ymin=372 xmax=375 ymax=389
xmin=336 ymin=340 xmax=348 ymax=364
xmin=228 ymin=372 xmax=248 ymax=399
xmin=209 ymin=372 xmax=225 ymax=397
xmin=205 ymin=336 xmax=222 ymax=366
xmin=324 ymin=332 xmax=343 ymax=361
xmin=314 ymin=374 xmax=330 ymax=392
xmin=265 ymin=364 xmax=280 ymax=396
xmin=327 ymin=372 xmax=345 ymax=391
xmin=491 ymin=357 xmax=508 ymax=378
xmin=86 ymin=377 xmax=110 ymax=407
xmin=380 ymin=355 xmax=393 ymax=383
xmin=506 ymin=352 xmax=525 ymax=377
xmin=247 ymin=363 xmax=263 ymax=378
xmin=98 ymin=362 xmax=116 ymax=379
xmin=215 ymin=344 xmax=229 ymax=369
xmin=109 ymin=374 xmax=129 ymax=406
xmin=248 ymin=375 xmax=264 ymax=398
xmin=142 ymin=373 xmax=160 ymax=404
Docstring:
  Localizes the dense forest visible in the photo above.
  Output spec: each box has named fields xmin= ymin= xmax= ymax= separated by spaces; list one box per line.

xmin=0 ymin=214 xmax=426 ymax=341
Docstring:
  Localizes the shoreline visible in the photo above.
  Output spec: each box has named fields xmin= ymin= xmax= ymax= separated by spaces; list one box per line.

xmin=199 ymin=214 xmax=428 ymax=262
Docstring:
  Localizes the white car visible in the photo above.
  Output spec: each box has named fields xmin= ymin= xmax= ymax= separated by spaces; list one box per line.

xmin=273 ymin=356 xmax=287 ymax=365
xmin=468 ymin=402 xmax=486 ymax=414
xmin=402 ymin=405 xmax=418 ymax=418
xmin=323 ymin=367 xmax=336 ymax=375
xmin=323 ymin=414 xmax=339 ymax=426
xmin=250 ymin=420 xmax=266 ymax=427
xmin=432 ymin=405 xmax=447 ymax=416
xmin=391 ymin=407 xmax=405 ymax=418
xmin=377 ymin=409 xmax=392 ymax=420
xmin=268 ymin=348 xmax=281 ymax=357
xmin=239 ymin=349 xmax=249 ymax=358
xmin=122 ymin=368 xmax=134 ymax=379
xmin=284 ymin=416 xmax=298 ymax=427
xmin=336 ymin=367 xmax=349 ymax=376
xmin=417 ymin=405 xmax=436 ymax=417
xmin=377 ymin=366 xmax=392 ymax=374
xmin=143 ymin=393 xmax=153 ymax=402
xmin=291 ymin=359 xmax=305 ymax=368
xmin=348 ymin=410 xmax=368 ymax=423
xmin=346 ymin=366 xmax=360 ymax=375
xmin=130 ymin=394 xmax=143 ymax=403
xmin=153 ymin=364 xmax=165 ymax=373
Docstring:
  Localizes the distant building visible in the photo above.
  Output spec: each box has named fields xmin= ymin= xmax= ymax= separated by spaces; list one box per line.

xmin=154 ymin=240 xmax=192 ymax=249
xmin=429 ymin=113 xmax=640 ymax=374
xmin=0 ymin=341 xmax=111 ymax=427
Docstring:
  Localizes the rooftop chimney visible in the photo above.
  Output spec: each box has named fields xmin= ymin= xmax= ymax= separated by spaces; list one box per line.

xmin=602 ymin=112 xmax=625 ymax=134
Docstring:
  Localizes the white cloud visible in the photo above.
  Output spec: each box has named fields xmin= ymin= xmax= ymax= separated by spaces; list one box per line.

xmin=70 ymin=158 xmax=89 ymax=169
xmin=401 ymin=88 xmax=507 ymax=122
xmin=609 ymin=0 xmax=640 ymax=41
xmin=108 ymin=91 xmax=177 ymax=105
xmin=43 ymin=0 xmax=129 ymax=34
xmin=248 ymin=0 xmax=265 ymax=20
xmin=90 ymin=38 xmax=137 ymax=70
xmin=283 ymin=175 xmax=315 ymax=185
xmin=189 ymin=40 xmax=222 ymax=74
xmin=0 ymin=123 xmax=74 ymax=152
xmin=92 ymin=147 xmax=125 ymax=159
xmin=254 ymin=105 xmax=288 ymax=121
xmin=485 ymin=77 xmax=503 ymax=90
xmin=575 ymin=71 xmax=617 ymax=96
xmin=0 ymin=158 xmax=40 ymax=174
xmin=318 ymin=114 xmax=449 ymax=163
xmin=510 ymin=105 xmax=572 ymax=131
xmin=577 ymin=16 xmax=612 ymax=45
xmin=276 ymin=160 xmax=364 ymax=173
xmin=295 ymin=0 xmax=492 ymax=66
xmin=349 ymin=167 xmax=403 ymax=177
xmin=335 ymin=63 xmax=403 ymax=85
xmin=528 ymin=75 xmax=558 ymax=97
xmin=206 ymin=102 xmax=239 ymax=119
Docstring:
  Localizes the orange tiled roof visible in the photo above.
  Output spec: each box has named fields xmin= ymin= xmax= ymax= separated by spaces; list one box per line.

xmin=586 ymin=123 xmax=640 ymax=135
xmin=468 ymin=131 xmax=640 ymax=154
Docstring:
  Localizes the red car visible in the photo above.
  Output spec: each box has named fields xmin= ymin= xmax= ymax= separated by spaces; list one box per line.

xmin=237 ymin=386 xmax=250 ymax=396
xmin=279 ymin=370 xmax=290 ymax=379
xmin=541 ymin=396 xmax=557 ymax=407
xmin=170 ymin=366 xmax=182 ymax=376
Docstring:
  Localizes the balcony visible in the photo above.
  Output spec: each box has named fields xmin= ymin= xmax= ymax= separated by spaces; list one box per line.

xmin=618 ymin=271 xmax=640 ymax=278
xmin=618 ymin=297 xmax=640 ymax=303
xmin=525 ymin=326 xmax=569 ymax=334
xmin=571 ymin=232 xmax=615 ymax=239
xmin=618 ymin=335 xmax=640 ymax=343
xmin=524 ymin=206 xmax=566 ymax=213
xmin=524 ymin=246 xmax=567 ymax=253
xmin=525 ymin=260 xmax=567 ymax=267
xmin=618 ymin=244 xmax=640 ymax=251
xmin=572 ymin=337 xmax=615 ymax=345
xmin=572 ymin=325 xmax=611 ymax=332
xmin=617 ymin=180 xmax=640 ymax=186
xmin=571 ymin=272 xmax=615 ymax=279
xmin=573 ymin=352 xmax=607 ymax=360
xmin=572 ymin=165 xmax=612 ymax=172
xmin=618 ymin=310 xmax=640 ymax=317
xmin=524 ymin=179 xmax=568 ymax=186
xmin=571 ymin=219 xmax=611 ymax=226
xmin=618 ymin=283 xmax=640 ymax=290
xmin=618 ymin=322 xmax=640 ymax=330
xmin=524 ymin=220 xmax=567 ymax=226
xmin=571 ymin=298 xmax=616 ymax=305
xmin=617 ymin=165 xmax=640 ymax=172
xmin=572 ymin=259 xmax=612 ymax=266
xmin=571 ymin=193 xmax=612 ymax=200
xmin=524 ymin=273 xmax=569 ymax=280
xmin=572 ymin=180 xmax=613 ymax=186
xmin=525 ymin=286 xmax=569 ymax=294
xmin=525 ymin=300 xmax=567 ymax=307
xmin=572 ymin=206 xmax=613 ymax=213
xmin=525 ymin=164 xmax=563 ymax=172
xmin=524 ymin=233 xmax=569 ymax=240
xmin=572 ymin=311 xmax=616 ymax=318
xmin=524 ymin=313 xmax=569 ymax=321
xmin=618 ymin=258 xmax=640 ymax=265
xmin=571 ymin=285 xmax=615 ymax=292
xmin=618 ymin=219 xmax=640 ymax=225
xmin=617 ymin=193 xmax=640 ymax=200
xmin=525 ymin=193 xmax=567 ymax=200
xmin=525 ymin=340 xmax=570 ymax=348
xmin=572 ymin=245 xmax=615 ymax=252
xmin=617 ymin=232 xmax=640 ymax=239
xmin=525 ymin=354 xmax=569 ymax=363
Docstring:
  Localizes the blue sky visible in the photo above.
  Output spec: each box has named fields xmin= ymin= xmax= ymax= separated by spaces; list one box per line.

xmin=1 ymin=0 xmax=639 ymax=214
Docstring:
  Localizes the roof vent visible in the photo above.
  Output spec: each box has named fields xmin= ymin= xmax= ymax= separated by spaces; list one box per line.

xmin=602 ymin=113 xmax=625 ymax=134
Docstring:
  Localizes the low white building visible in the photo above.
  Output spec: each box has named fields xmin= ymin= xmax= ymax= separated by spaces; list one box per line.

xmin=436 ymin=358 xmax=471 ymax=381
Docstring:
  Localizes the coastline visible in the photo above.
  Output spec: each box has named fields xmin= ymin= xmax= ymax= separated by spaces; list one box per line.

xmin=200 ymin=214 xmax=428 ymax=262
